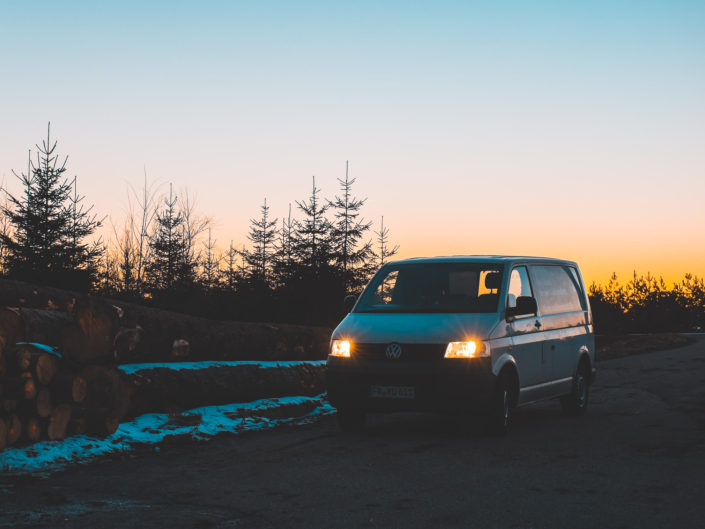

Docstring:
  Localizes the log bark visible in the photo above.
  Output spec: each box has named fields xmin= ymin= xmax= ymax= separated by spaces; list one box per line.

xmin=0 ymin=307 xmax=25 ymax=358
xmin=125 ymin=363 xmax=325 ymax=417
xmin=0 ymin=278 xmax=78 ymax=312
xmin=62 ymin=297 xmax=121 ymax=364
xmin=111 ymin=302 xmax=330 ymax=363
xmin=72 ymin=407 xmax=120 ymax=437
xmin=82 ymin=366 xmax=131 ymax=423
xmin=48 ymin=403 xmax=72 ymax=441
xmin=16 ymin=309 xmax=73 ymax=351
xmin=4 ymin=278 xmax=332 ymax=363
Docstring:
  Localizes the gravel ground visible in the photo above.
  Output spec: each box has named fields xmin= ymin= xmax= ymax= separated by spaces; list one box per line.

xmin=1 ymin=336 xmax=704 ymax=529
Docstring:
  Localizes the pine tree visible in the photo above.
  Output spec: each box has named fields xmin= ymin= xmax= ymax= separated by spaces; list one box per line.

xmin=328 ymin=161 xmax=372 ymax=289
xmin=245 ymin=198 xmax=278 ymax=284
xmin=371 ymin=216 xmax=399 ymax=268
xmin=273 ymin=203 xmax=296 ymax=286
xmin=293 ymin=176 xmax=332 ymax=270
xmin=145 ymin=184 xmax=192 ymax=292
xmin=222 ymin=240 xmax=240 ymax=291
xmin=200 ymin=227 xmax=221 ymax=290
xmin=1 ymin=124 xmax=102 ymax=289
xmin=66 ymin=176 xmax=103 ymax=281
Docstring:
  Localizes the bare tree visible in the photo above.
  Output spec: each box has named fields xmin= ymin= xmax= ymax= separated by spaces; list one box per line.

xmin=130 ymin=170 xmax=161 ymax=293
xmin=178 ymin=188 xmax=211 ymax=278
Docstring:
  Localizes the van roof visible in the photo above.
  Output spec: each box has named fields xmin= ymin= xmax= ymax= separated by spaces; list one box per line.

xmin=386 ymin=255 xmax=579 ymax=267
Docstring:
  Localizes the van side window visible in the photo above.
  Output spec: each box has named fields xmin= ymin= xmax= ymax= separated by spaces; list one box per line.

xmin=507 ymin=266 xmax=532 ymax=309
xmin=531 ymin=265 xmax=584 ymax=314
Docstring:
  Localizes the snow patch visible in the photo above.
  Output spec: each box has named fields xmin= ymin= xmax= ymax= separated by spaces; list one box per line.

xmin=0 ymin=394 xmax=334 ymax=476
xmin=118 ymin=360 xmax=326 ymax=375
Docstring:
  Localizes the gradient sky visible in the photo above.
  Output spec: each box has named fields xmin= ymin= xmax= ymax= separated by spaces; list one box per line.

xmin=1 ymin=0 xmax=704 ymax=285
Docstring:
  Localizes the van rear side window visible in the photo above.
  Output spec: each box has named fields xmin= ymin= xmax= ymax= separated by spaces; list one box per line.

xmin=531 ymin=265 xmax=584 ymax=314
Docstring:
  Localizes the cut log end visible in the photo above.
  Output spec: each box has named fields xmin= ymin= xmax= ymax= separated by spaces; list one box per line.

xmin=0 ymin=417 xmax=7 ymax=451
xmin=36 ymin=387 xmax=53 ymax=418
xmin=26 ymin=416 xmax=42 ymax=443
xmin=23 ymin=377 xmax=37 ymax=400
xmin=7 ymin=414 xmax=22 ymax=445
xmin=72 ymin=376 xmax=87 ymax=403
xmin=48 ymin=403 xmax=72 ymax=441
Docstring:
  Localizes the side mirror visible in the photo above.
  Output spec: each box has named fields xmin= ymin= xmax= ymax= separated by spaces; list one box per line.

xmin=343 ymin=294 xmax=358 ymax=313
xmin=506 ymin=296 xmax=537 ymax=321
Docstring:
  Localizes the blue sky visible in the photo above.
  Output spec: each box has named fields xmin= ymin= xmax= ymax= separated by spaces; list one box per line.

xmin=1 ymin=1 xmax=704 ymax=283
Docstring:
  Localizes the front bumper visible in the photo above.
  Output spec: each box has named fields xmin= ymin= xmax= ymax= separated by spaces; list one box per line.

xmin=326 ymin=356 xmax=496 ymax=413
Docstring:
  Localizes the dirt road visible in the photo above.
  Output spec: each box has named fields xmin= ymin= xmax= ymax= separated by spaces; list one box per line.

xmin=2 ymin=337 xmax=704 ymax=529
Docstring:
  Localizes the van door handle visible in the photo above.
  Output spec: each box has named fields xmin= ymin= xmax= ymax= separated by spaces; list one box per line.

xmin=534 ymin=320 xmax=542 ymax=329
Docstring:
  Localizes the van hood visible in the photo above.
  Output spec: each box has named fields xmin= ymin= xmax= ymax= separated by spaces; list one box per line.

xmin=331 ymin=312 xmax=500 ymax=344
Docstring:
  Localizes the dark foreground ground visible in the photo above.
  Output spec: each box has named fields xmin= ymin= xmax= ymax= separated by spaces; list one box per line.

xmin=2 ymin=337 xmax=705 ymax=529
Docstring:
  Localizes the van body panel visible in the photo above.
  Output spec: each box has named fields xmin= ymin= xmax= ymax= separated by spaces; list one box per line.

xmin=332 ymin=312 xmax=500 ymax=344
xmin=509 ymin=316 xmax=544 ymax=388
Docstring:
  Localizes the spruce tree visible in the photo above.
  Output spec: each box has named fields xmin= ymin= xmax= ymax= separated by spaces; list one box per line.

xmin=293 ymin=176 xmax=332 ymax=270
xmin=1 ymin=124 xmax=102 ymax=290
xmin=328 ymin=161 xmax=372 ymax=289
xmin=371 ymin=216 xmax=399 ymax=268
xmin=145 ymin=184 xmax=192 ymax=292
xmin=245 ymin=198 xmax=277 ymax=284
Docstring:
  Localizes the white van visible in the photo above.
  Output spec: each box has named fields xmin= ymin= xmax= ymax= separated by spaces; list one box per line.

xmin=326 ymin=256 xmax=595 ymax=434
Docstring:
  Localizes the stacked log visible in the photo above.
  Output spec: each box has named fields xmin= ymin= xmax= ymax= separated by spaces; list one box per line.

xmin=0 ymin=339 xmax=108 ymax=448
xmin=0 ymin=278 xmax=333 ymax=452
xmin=0 ymin=278 xmax=331 ymax=363
xmin=124 ymin=363 xmax=325 ymax=417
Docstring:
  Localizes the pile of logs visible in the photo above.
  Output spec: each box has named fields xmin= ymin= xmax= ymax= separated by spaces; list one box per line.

xmin=0 ymin=308 xmax=131 ymax=450
xmin=0 ymin=278 xmax=332 ymax=452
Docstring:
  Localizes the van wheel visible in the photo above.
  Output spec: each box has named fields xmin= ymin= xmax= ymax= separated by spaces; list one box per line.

xmin=337 ymin=408 xmax=366 ymax=432
xmin=487 ymin=373 xmax=512 ymax=435
xmin=560 ymin=363 xmax=590 ymax=416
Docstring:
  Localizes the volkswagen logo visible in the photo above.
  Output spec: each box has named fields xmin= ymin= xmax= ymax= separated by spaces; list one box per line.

xmin=385 ymin=343 xmax=403 ymax=360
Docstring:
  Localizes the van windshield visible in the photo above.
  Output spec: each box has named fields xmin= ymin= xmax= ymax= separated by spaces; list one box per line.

xmin=355 ymin=262 xmax=505 ymax=314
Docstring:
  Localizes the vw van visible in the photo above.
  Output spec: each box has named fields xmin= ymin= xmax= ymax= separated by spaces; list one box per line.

xmin=326 ymin=256 xmax=595 ymax=434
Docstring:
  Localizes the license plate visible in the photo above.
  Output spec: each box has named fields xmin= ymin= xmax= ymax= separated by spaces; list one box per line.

xmin=369 ymin=385 xmax=415 ymax=399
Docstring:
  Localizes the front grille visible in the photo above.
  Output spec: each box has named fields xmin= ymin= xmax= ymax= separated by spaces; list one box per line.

xmin=352 ymin=343 xmax=447 ymax=362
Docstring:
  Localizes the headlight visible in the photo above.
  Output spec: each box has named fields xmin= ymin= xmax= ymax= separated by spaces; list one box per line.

xmin=444 ymin=340 xmax=490 ymax=358
xmin=330 ymin=339 xmax=352 ymax=357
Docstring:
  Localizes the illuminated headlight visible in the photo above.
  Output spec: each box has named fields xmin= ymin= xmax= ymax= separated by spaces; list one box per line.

xmin=330 ymin=339 xmax=352 ymax=357
xmin=444 ymin=340 xmax=490 ymax=358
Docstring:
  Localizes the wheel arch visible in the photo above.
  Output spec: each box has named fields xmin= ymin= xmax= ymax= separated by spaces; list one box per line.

xmin=493 ymin=354 xmax=520 ymax=408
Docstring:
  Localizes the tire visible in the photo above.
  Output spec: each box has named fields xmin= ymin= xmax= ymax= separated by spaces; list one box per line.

xmin=337 ymin=408 xmax=366 ymax=432
xmin=487 ymin=373 xmax=512 ymax=436
xmin=560 ymin=362 xmax=590 ymax=416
